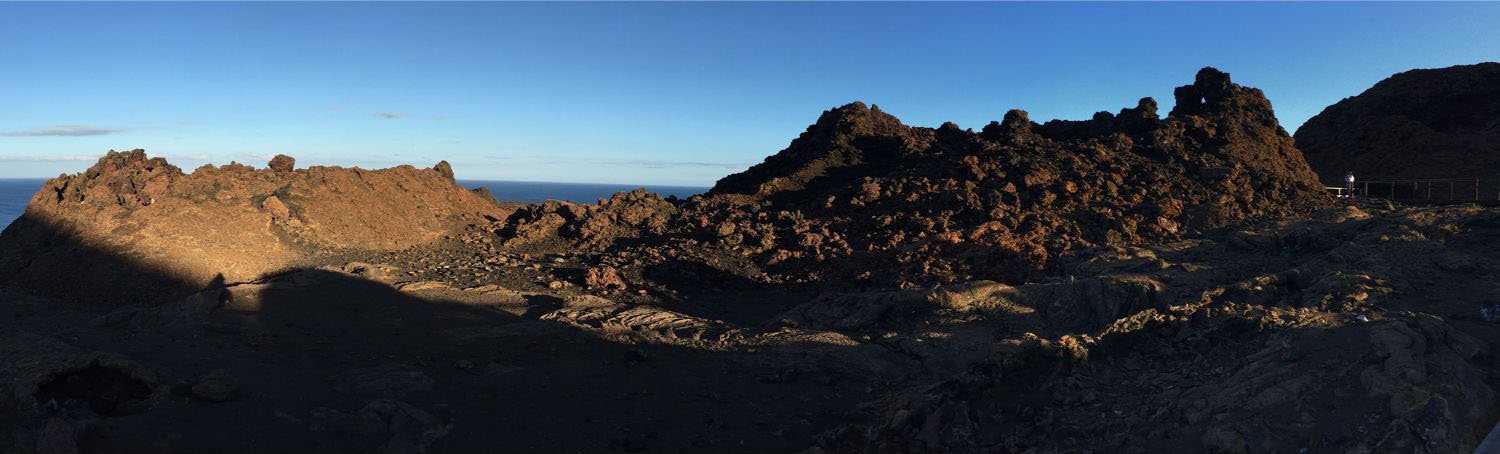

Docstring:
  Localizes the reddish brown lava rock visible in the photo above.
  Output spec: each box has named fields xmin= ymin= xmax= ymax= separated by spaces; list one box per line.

xmin=496 ymin=67 xmax=1329 ymax=288
xmin=584 ymin=265 xmax=627 ymax=290
xmin=434 ymin=161 xmax=455 ymax=181
xmin=46 ymin=149 xmax=181 ymax=208
xmin=268 ymin=154 xmax=296 ymax=173
xmin=499 ymin=189 xmax=677 ymax=250
xmin=261 ymin=195 xmax=291 ymax=222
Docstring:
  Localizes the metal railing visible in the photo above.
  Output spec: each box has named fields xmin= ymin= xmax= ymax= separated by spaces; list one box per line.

xmin=1325 ymin=177 xmax=1490 ymax=203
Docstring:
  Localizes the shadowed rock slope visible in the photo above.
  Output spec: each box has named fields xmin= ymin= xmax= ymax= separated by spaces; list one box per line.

xmin=0 ymin=150 xmax=507 ymax=304
xmin=1295 ymin=62 xmax=1500 ymax=184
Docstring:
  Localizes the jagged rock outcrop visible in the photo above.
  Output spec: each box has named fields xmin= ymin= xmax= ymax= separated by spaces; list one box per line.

xmin=584 ymin=265 xmax=627 ymax=290
xmin=709 ymin=101 xmax=914 ymax=198
xmin=732 ymin=68 xmax=1332 ymax=286
xmin=0 ymin=149 xmax=508 ymax=304
xmin=493 ymin=68 xmax=1328 ymax=287
xmin=1295 ymin=62 xmax=1500 ymax=185
xmin=497 ymin=189 xmax=678 ymax=251
xmin=433 ymin=160 xmax=455 ymax=181
xmin=268 ymin=154 xmax=296 ymax=173
xmin=687 ymin=67 xmax=1325 ymax=285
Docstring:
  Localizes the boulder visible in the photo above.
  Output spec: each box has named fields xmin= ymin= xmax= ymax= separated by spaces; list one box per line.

xmin=584 ymin=265 xmax=627 ymax=290
xmin=268 ymin=154 xmax=296 ymax=173
xmin=433 ymin=161 xmax=454 ymax=181
xmin=261 ymin=195 xmax=291 ymax=222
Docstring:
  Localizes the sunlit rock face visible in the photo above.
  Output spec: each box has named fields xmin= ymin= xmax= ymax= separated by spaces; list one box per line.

xmin=0 ymin=149 xmax=508 ymax=304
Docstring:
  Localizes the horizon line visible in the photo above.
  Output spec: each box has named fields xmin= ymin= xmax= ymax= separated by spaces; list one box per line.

xmin=0 ymin=175 xmax=713 ymax=189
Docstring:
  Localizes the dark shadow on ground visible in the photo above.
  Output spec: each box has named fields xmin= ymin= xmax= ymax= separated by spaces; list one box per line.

xmin=0 ymin=212 xmax=204 ymax=306
xmin=639 ymin=257 xmax=823 ymax=327
xmin=0 ymin=214 xmax=883 ymax=453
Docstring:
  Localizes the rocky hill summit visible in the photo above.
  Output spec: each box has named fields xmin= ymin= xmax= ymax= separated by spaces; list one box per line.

xmin=500 ymin=67 xmax=1331 ymax=286
xmin=1295 ymin=62 xmax=1500 ymax=184
xmin=0 ymin=150 xmax=507 ymax=304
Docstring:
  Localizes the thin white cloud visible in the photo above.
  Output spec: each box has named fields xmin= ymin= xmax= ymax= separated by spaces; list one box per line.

xmin=159 ymin=153 xmax=216 ymax=162
xmin=0 ymin=125 xmax=124 ymax=137
xmin=0 ymin=152 xmax=250 ymax=165
xmin=373 ymin=112 xmax=404 ymax=119
xmin=0 ymin=155 xmax=99 ymax=162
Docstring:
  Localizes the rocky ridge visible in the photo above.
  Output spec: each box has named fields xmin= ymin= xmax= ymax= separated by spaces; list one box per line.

xmin=498 ymin=67 xmax=1330 ymax=287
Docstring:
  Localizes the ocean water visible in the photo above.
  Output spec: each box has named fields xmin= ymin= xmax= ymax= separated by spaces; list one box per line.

xmin=461 ymin=180 xmax=708 ymax=204
xmin=0 ymin=179 xmax=45 ymax=231
xmin=0 ymin=178 xmax=707 ymax=231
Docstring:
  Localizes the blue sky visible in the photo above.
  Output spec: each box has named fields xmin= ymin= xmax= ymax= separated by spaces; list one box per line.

xmin=1 ymin=2 xmax=1497 ymax=185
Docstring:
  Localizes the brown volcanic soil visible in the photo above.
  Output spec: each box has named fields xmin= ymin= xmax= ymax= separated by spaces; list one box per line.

xmin=1295 ymin=62 xmax=1500 ymax=185
xmin=2 ymin=67 xmax=1498 ymax=454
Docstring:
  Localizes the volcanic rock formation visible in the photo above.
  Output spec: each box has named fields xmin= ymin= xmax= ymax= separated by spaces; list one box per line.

xmin=0 ymin=150 xmax=507 ymax=304
xmin=498 ymin=67 xmax=1330 ymax=286
xmin=1295 ymin=62 xmax=1500 ymax=186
